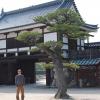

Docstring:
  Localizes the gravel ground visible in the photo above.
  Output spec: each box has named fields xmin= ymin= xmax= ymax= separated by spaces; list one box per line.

xmin=0 ymin=76 xmax=100 ymax=100
xmin=0 ymin=85 xmax=100 ymax=100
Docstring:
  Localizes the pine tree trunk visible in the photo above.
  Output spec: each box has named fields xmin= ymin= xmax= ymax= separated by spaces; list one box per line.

xmin=52 ymin=56 xmax=70 ymax=99
xmin=44 ymin=49 xmax=71 ymax=99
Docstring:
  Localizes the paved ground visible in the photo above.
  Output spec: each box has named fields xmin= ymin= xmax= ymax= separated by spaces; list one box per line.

xmin=0 ymin=75 xmax=100 ymax=100
xmin=0 ymin=85 xmax=100 ymax=100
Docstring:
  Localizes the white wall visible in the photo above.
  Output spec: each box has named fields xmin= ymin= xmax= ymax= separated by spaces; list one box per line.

xmin=0 ymin=40 xmax=6 ymax=49
xmin=44 ymin=32 xmax=57 ymax=42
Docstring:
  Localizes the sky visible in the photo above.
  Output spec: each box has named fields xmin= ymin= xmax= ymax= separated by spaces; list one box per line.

xmin=0 ymin=0 xmax=99 ymax=42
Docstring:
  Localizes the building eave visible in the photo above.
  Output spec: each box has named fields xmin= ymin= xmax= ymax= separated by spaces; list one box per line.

xmin=0 ymin=0 xmax=98 ymax=33
xmin=81 ymin=24 xmax=98 ymax=32
xmin=0 ymin=23 xmax=46 ymax=34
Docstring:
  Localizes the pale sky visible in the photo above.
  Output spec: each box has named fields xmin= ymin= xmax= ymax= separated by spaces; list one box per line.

xmin=0 ymin=0 xmax=99 ymax=42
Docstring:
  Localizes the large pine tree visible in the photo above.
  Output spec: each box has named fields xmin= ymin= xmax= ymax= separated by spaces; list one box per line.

xmin=17 ymin=8 xmax=90 ymax=99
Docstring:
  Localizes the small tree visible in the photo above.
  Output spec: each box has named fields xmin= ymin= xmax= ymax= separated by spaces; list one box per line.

xmin=17 ymin=8 xmax=90 ymax=99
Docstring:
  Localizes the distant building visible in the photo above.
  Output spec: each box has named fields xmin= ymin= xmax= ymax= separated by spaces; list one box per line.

xmin=0 ymin=0 xmax=98 ymax=85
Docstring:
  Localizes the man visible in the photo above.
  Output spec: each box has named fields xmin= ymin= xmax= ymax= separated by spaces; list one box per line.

xmin=15 ymin=69 xmax=25 ymax=100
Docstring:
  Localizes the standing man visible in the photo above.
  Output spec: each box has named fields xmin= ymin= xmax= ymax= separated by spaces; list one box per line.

xmin=15 ymin=69 xmax=25 ymax=100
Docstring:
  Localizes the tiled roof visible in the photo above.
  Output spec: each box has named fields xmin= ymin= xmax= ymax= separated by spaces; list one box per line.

xmin=0 ymin=0 xmax=98 ymax=31
xmin=83 ymin=24 xmax=98 ymax=30
xmin=72 ymin=58 xmax=100 ymax=68
xmin=0 ymin=0 xmax=73 ymax=30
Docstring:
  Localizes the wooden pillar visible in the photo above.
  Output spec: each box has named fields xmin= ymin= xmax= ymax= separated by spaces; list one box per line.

xmin=16 ymin=31 xmax=19 ymax=56
xmin=4 ymin=33 xmax=8 ymax=57
xmin=30 ymin=62 xmax=36 ymax=83
xmin=0 ymin=62 xmax=8 ymax=84
xmin=41 ymin=26 xmax=45 ymax=42
xmin=46 ymin=69 xmax=52 ymax=86
xmin=96 ymin=66 xmax=100 ymax=86
xmin=7 ymin=62 xmax=13 ymax=84
xmin=75 ymin=69 xmax=79 ymax=87
xmin=0 ymin=63 xmax=2 ymax=84
xmin=79 ymin=38 xmax=81 ymax=50
xmin=7 ymin=60 xmax=16 ymax=84
xmin=6 ymin=33 xmax=7 ymax=54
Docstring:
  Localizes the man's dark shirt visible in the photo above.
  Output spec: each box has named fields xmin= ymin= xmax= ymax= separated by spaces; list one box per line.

xmin=15 ymin=74 xmax=25 ymax=86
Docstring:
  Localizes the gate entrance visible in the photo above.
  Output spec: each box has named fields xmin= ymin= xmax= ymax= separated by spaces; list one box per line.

xmin=35 ymin=63 xmax=46 ymax=86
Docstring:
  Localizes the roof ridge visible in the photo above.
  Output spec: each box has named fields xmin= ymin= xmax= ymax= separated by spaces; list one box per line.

xmin=0 ymin=0 xmax=75 ymax=19
xmin=58 ymin=0 xmax=73 ymax=9
xmin=0 ymin=0 xmax=98 ymax=31
xmin=0 ymin=0 xmax=61 ymax=17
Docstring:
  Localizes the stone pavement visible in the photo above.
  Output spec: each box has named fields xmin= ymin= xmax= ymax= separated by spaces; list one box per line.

xmin=0 ymin=76 xmax=100 ymax=100
xmin=0 ymin=85 xmax=100 ymax=100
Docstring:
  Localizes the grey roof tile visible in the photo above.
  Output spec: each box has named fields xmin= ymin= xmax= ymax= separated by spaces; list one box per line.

xmin=0 ymin=0 xmax=73 ymax=30
xmin=72 ymin=58 xmax=100 ymax=69
xmin=0 ymin=0 xmax=98 ymax=31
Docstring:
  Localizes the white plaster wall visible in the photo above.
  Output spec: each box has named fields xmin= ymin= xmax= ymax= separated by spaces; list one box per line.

xmin=62 ymin=44 xmax=68 ymax=50
xmin=0 ymin=34 xmax=6 ymax=39
xmin=44 ymin=32 xmax=57 ymax=42
xmin=7 ymin=32 xmax=17 ymax=38
xmin=0 ymin=40 xmax=6 ymax=49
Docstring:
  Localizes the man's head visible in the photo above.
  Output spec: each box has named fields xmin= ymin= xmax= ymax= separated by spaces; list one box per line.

xmin=17 ymin=69 xmax=22 ymax=75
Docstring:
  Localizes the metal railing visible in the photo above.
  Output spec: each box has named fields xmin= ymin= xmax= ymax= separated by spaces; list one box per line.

xmin=68 ymin=49 xmax=100 ymax=59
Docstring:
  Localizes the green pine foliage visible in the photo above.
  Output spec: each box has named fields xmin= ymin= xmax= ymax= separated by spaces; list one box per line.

xmin=35 ymin=8 xmax=89 ymax=39
xmin=42 ymin=62 xmax=79 ymax=69
xmin=17 ymin=8 xmax=90 ymax=69
xmin=16 ymin=31 xmax=42 ymax=45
